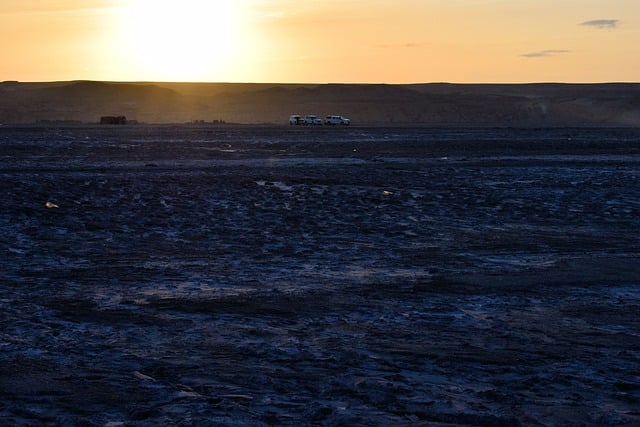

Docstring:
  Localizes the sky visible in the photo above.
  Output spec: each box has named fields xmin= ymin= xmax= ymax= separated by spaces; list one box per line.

xmin=1 ymin=0 xmax=639 ymax=83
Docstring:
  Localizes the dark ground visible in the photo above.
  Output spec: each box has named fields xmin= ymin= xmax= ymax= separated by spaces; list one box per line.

xmin=1 ymin=126 xmax=639 ymax=426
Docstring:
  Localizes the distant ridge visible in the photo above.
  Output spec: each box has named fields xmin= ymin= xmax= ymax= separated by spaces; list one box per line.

xmin=1 ymin=81 xmax=639 ymax=126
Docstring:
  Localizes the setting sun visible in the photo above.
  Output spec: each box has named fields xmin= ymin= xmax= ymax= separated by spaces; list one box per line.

xmin=0 ymin=0 xmax=639 ymax=82
xmin=119 ymin=0 xmax=249 ymax=81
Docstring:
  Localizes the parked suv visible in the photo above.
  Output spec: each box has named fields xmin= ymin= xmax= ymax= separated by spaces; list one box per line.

xmin=303 ymin=115 xmax=323 ymax=125
xmin=324 ymin=115 xmax=351 ymax=125
xmin=289 ymin=115 xmax=303 ymax=125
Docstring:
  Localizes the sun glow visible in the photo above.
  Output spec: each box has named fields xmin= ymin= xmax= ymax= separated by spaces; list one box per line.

xmin=120 ymin=0 xmax=248 ymax=81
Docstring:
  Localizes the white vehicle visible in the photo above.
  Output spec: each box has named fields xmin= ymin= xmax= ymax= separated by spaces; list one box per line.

xmin=324 ymin=115 xmax=351 ymax=126
xmin=289 ymin=115 xmax=303 ymax=125
xmin=303 ymin=115 xmax=323 ymax=126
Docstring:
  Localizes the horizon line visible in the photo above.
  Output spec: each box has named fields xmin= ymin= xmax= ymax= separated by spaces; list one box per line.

xmin=3 ymin=79 xmax=640 ymax=85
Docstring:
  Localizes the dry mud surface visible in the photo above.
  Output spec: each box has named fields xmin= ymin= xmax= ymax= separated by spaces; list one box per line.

xmin=1 ymin=126 xmax=639 ymax=426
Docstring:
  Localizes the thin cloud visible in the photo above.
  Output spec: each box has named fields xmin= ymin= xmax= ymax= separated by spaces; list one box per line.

xmin=521 ymin=50 xmax=571 ymax=58
xmin=404 ymin=42 xmax=429 ymax=48
xmin=579 ymin=19 xmax=619 ymax=29
xmin=377 ymin=42 xmax=429 ymax=49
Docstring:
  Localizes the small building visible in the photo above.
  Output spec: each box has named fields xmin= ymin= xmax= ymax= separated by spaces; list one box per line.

xmin=100 ymin=116 xmax=127 ymax=125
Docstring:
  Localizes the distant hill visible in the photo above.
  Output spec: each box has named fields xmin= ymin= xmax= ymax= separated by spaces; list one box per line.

xmin=1 ymin=80 xmax=639 ymax=126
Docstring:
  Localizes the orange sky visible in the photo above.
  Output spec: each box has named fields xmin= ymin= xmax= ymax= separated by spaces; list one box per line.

xmin=1 ymin=0 xmax=639 ymax=83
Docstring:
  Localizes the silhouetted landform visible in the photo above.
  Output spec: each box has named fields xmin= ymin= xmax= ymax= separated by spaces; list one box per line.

xmin=1 ymin=80 xmax=639 ymax=126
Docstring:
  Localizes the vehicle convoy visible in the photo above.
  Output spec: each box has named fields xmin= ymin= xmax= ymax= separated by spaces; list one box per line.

xmin=324 ymin=115 xmax=351 ymax=125
xmin=289 ymin=114 xmax=351 ymax=126
xmin=303 ymin=115 xmax=323 ymax=125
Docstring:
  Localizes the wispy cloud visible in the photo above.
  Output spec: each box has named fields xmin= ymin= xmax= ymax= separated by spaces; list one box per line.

xmin=579 ymin=19 xmax=619 ymax=29
xmin=403 ymin=42 xmax=429 ymax=48
xmin=521 ymin=50 xmax=571 ymax=58
xmin=377 ymin=42 xmax=429 ymax=49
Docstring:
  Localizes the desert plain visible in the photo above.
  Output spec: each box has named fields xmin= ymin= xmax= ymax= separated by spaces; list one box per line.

xmin=1 ymin=125 xmax=639 ymax=426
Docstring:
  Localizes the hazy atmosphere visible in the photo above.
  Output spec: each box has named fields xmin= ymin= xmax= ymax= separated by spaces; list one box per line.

xmin=1 ymin=0 xmax=639 ymax=83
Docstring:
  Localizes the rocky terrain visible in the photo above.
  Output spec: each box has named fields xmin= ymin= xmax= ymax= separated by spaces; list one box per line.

xmin=1 ymin=126 xmax=639 ymax=426
xmin=1 ymin=81 xmax=639 ymax=126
